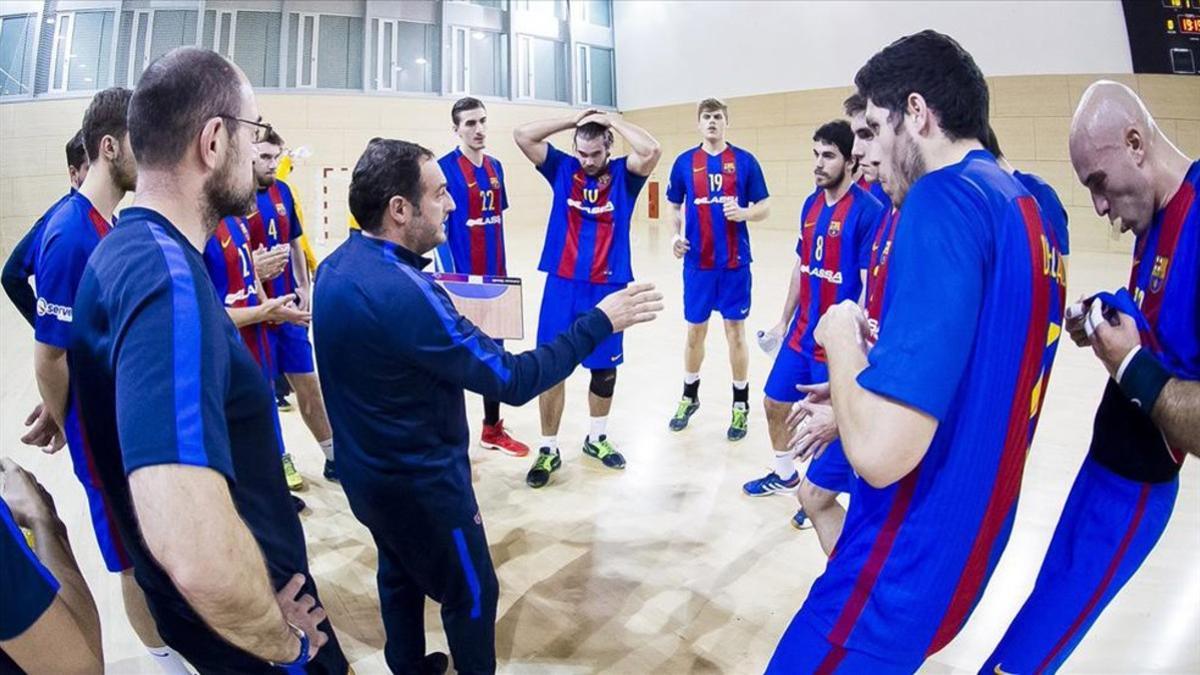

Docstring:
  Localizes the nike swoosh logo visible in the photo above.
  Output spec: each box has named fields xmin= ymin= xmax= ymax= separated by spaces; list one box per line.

xmin=994 ymin=664 xmax=1015 ymax=675
xmin=693 ymin=167 xmax=705 ymax=173
xmin=221 ymin=237 xmax=232 ymax=247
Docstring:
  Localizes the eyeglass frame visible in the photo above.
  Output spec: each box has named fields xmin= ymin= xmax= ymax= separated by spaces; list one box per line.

xmin=216 ymin=115 xmax=273 ymax=143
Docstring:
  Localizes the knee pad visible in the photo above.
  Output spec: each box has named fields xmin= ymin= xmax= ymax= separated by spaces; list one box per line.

xmin=589 ymin=368 xmax=617 ymax=398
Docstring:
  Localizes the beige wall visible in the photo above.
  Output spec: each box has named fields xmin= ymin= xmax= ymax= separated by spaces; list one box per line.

xmin=623 ymin=74 xmax=1200 ymax=254
xmin=1 ymin=74 xmax=1197 ymax=260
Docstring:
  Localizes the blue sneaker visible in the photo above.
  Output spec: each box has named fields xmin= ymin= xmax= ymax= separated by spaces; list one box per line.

xmin=791 ymin=509 xmax=811 ymax=530
xmin=668 ymin=397 xmax=700 ymax=431
xmin=742 ymin=470 xmax=801 ymax=496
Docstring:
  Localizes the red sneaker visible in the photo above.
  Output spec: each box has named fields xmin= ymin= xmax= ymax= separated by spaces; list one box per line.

xmin=480 ymin=420 xmax=530 ymax=457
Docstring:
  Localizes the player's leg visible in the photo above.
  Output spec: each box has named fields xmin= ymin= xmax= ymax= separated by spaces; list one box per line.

xmin=767 ymin=609 xmax=918 ymax=674
xmin=278 ymin=322 xmax=337 ymax=482
xmin=797 ymin=472 xmax=846 ymax=556
xmin=528 ymin=275 xmax=574 ymax=488
xmin=743 ymin=349 xmax=806 ymax=496
xmin=981 ymin=458 xmax=1178 ymax=674
xmin=581 ymin=281 xmax=627 ymax=470
xmin=119 ymin=570 xmax=192 ymax=674
xmin=671 ymin=266 xmax=714 ymax=431
xmin=720 ymin=265 xmax=753 ymax=441
xmin=480 ymin=340 xmax=530 ymax=458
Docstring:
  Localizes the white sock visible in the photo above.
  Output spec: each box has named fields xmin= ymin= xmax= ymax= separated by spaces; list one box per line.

xmin=318 ymin=438 xmax=334 ymax=461
xmin=588 ymin=416 xmax=608 ymax=442
xmin=148 ymin=646 xmax=193 ymax=675
xmin=684 ymin=372 xmax=701 ymax=385
xmin=539 ymin=436 xmax=558 ymax=453
xmin=772 ymin=453 xmax=796 ymax=479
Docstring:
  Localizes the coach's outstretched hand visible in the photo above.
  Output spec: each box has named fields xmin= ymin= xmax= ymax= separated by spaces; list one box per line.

xmin=597 ymin=282 xmax=664 ymax=332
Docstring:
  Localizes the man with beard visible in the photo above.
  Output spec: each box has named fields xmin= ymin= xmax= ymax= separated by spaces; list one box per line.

xmin=32 ymin=87 xmax=191 ymax=674
xmin=982 ymin=80 xmax=1197 ymax=674
xmin=743 ymin=120 xmax=882 ymax=515
xmin=665 ymin=97 xmax=771 ymax=442
xmin=437 ymin=96 xmax=530 ymax=458
xmin=244 ymin=129 xmax=336 ymax=486
xmin=68 ymin=47 xmax=347 ymax=673
xmin=765 ymin=31 xmax=1066 ymax=672
xmin=513 ymin=109 xmax=661 ymax=488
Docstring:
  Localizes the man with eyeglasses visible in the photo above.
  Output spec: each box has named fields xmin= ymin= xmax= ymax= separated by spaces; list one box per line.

xmin=68 ymin=47 xmax=348 ymax=674
xmin=244 ymin=127 xmax=339 ymax=487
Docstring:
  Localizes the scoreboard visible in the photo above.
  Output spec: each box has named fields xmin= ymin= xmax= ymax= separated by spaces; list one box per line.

xmin=1122 ymin=0 xmax=1200 ymax=74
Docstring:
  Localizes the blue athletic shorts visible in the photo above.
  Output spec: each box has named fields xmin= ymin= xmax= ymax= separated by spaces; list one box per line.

xmin=269 ymin=322 xmax=315 ymax=375
xmin=683 ymin=264 xmax=751 ymax=324
xmin=537 ymin=274 xmax=626 ymax=370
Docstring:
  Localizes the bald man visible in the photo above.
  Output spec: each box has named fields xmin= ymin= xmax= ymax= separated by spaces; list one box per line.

xmin=983 ymin=81 xmax=1198 ymax=674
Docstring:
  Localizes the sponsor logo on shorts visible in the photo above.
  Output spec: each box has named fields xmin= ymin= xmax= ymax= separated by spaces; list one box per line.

xmin=36 ymin=297 xmax=72 ymax=322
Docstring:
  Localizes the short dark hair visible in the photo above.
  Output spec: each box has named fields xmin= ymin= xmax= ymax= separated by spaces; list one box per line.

xmin=853 ymin=30 xmax=989 ymax=143
xmin=575 ymin=122 xmax=614 ymax=148
xmin=65 ymin=130 xmax=87 ymax=170
xmin=129 ymin=47 xmax=244 ymax=169
xmin=81 ymin=87 xmax=132 ymax=163
xmin=982 ymin=125 xmax=1004 ymax=158
xmin=843 ymin=92 xmax=867 ymax=117
xmin=348 ymin=139 xmax=434 ymax=234
xmin=813 ymin=120 xmax=854 ymax=161
xmin=451 ymin=97 xmax=486 ymax=126
xmin=261 ymin=128 xmax=285 ymax=147
xmin=697 ymin=97 xmax=728 ymax=120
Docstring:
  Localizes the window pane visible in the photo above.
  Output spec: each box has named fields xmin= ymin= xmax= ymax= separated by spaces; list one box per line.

xmin=233 ymin=11 xmax=281 ymax=87
xmin=301 ymin=15 xmax=314 ymax=85
xmin=466 ymin=0 xmax=506 ymax=9
xmin=150 ymin=10 xmax=197 ymax=63
xmin=590 ymin=45 xmax=612 ymax=106
xmin=396 ymin=21 xmax=436 ymax=92
xmin=532 ymin=36 xmax=566 ymax=102
xmin=202 ymin=10 xmax=215 ymax=49
xmin=469 ymin=30 xmax=506 ymax=97
xmin=218 ymin=14 xmax=231 ymax=55
xmin=381 ymin=20 xmax=392 ymax=89
xmin=520 ymin=1 xmax=564 ymax=18
xmin=286 ymin=13 xmax=297 ymax=87
xmin=587 ymin=0 xmax=611 ymax=26
xmin=316 ymin=15 xmax=362 ymax=89
xmin=0 ymin=14 xmax=34 ymax=95
xmin=52 ymin=14 xmax=70 ymax=90
xmin=454 ymin=29 xmax=465 ymax=92
xmin=68 ymin=11 xmax=113 ymax=91
xmin=114 ymin=11 xmax=133 ymax=86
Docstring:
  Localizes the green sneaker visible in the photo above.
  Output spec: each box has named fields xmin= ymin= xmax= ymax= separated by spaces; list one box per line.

xmin=281 ymin=453 xmax=304 ymax=491
xmin=525 ymin=448 xmax=561 ymax=488
xmin=668 ymin=397 xmax=700 ymax=432
xmin=727 ymin=406 xmax=749 ymax=441
xmin=582 ymin=436 xmax=626 ymax=470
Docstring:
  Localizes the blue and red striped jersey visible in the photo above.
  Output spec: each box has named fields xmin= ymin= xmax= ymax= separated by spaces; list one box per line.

xmin=535 ymin=144 xmax=648 ymax=284
xmin=666 ymin=143 xmax=769 ymax=270
xmin=203 ymin=216 xmax=273 ymax=381
xmin=438 ymin=148 xmax=509 ymax=276
xmin=864 ymin=207 xmax=900 ymax=344
xmin=245 ymin=180 xmax=303 ymax=299
xmin=34 ymin=191 xmax=113 ymax=349
xmin=796 ymin=151 xmax=1067 ymax=664
xmin=785 ymin=183 xmax=883 ymax=360
xmin=1014 ymin=170 xmax=1070 ymax=256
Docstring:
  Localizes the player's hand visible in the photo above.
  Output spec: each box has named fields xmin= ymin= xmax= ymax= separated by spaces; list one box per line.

xmin=21 ymin=403 xmax=65 ymax=454
xmin=294 ymin=285 xmax=311 ymax=313
xmin=1064 ymin=294 xmax=1092 ymax=347
xmin=573 ymin=108 xmax=605 ymax=126
xmin=0 ymin=458 xmax=57 ymax=527
xmin=796 ymin=382 xmax=831 ymax=404
xmin=788 ymin=400 xmax=839 ymax=462
xmin=578 ymin=112 xmax=612 ymax=128
xmin=1091 ymin=309 xmax=1141 ymax=377
xmin=722 ymin=201 xmax=748 ymax=222
xmin=262 ymin=294 xmax=311 ymax=327
xmin=253 ymin=245 xmax=288 ymax=281
xmin=275 ymin=574 xmax=328 ymax=663
xmin=597 ymin=282 xmax=664 ymax=332
xmin=672 ymin=235 xmax=690 ymax=259
xmin=814 ymin=300 xmax=870 ymax=352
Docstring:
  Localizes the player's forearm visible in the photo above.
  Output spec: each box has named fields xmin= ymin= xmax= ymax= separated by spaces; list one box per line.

xmin=779 ymin=262 xmax=802 ymax=326
xmin=609 ymin=117 xmax=661 ymax=166
xmin=131 ymin=466 xmax=299 ymax=664
xmin=227 ymin=306 xmax=265 ymax=327
xmin=744 ymin=198 xmax=771 ymax=222
xmin=33 ymin=344 xmax=70 ymax=429
xmin=27 ymin=515 xmax=102 ymax=659
xmin=1152 ymin=378 xmax=1200 ymax=457
xmin=671 ymin=204 xmax=683 ymax=236
xmin=291 ymin=243 xmax=310 ymax=290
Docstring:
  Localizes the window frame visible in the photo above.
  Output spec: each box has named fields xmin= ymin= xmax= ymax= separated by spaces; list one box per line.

xmin=0 ymin=12 xmax=37 ymax=97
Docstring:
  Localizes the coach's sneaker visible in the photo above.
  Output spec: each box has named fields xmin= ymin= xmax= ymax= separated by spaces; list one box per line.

xmin=323 ymin=460 xmax=339 ymax=483
xmin=668 ymin=397 xmax=700 ymax=431
xmin=526 ymin=448 xmax=561 ymax=488
xmin=281 ymin=453 xmax=304 ymax=491
xmin=276 ymin=393 xmax=295 ymax=412
xmin=481 ymin=420 xmax=530 ymax=457
xmin=583 ymin=435 xmax=626 ymax=469
xmin=791 ymin=508 xmax=811 ymax=530
xmin=742 ymin=470 xmax=800 ymax=496
xmin=292 ymin=495 xmax=307 ymax=513
xmin=419 ymin=652 xmax=450 ymax=675
xmin=727 ymin=405 xmax=749 ymax=441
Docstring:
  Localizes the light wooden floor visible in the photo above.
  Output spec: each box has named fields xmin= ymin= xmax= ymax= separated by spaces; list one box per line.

xmin=1 ymin=223 xmax=1197 ymax=674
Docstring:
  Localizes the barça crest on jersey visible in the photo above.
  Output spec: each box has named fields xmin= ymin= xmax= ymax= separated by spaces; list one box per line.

xmin=1150 ymin=255 xmax=1169 ymax=293
xmin=723 ymin=161 xmax=736 ymax=174
xmin=275 ymin=202 xmax=287 ymax=216
xmin=490 ymin=176 xmax=501 ymax=189
xmin=828 ymin=220 xmax=842 ymax=237
xmin=598 ymin=173 xmax=612 ymax=188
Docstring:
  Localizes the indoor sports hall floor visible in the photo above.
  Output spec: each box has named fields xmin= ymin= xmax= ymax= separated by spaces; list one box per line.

xmin=2 ymin=223 xmax=1197 ymax=674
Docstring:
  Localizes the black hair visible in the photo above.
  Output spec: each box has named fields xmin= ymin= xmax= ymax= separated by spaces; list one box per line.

xmin=982 ymin=125 xmax=1004 ymax=158
xmin=843 ymin=92 xmax=867 ymax=117
xmin=128 ymin=47 xmax=244 ymax=169
xmin=65 ymin=129 xmax=87 ymax=170
xmin=81 ymin=87 xmax=132 ymax=163
xmin=574 ymin=121 xmax=614 ymax=148
xmin=451 ymin=96 xmax=486 ymax=126
xmin=348 ymin=139 xmax=434 ymax=234
xmin=853 ymin=30 xmax=989 ymax=143
xmin=261 ymin=128 xmax=285 ymax=147
xmin=813 ymin=119 xmax=854 ymax=161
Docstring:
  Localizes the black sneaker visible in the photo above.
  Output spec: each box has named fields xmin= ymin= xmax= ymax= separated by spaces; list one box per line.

xmin=276 ymin=393 xmax=295 ymax=412
xmin=292 ymin=495 xmax=307 ymax=513
xmin=323 ymin=460 xmax=339 ymax=482
xmin=419 ymin=652 xmax=450 ymax=675
xmin=526 ymin=448 xmax=561 ymax=488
